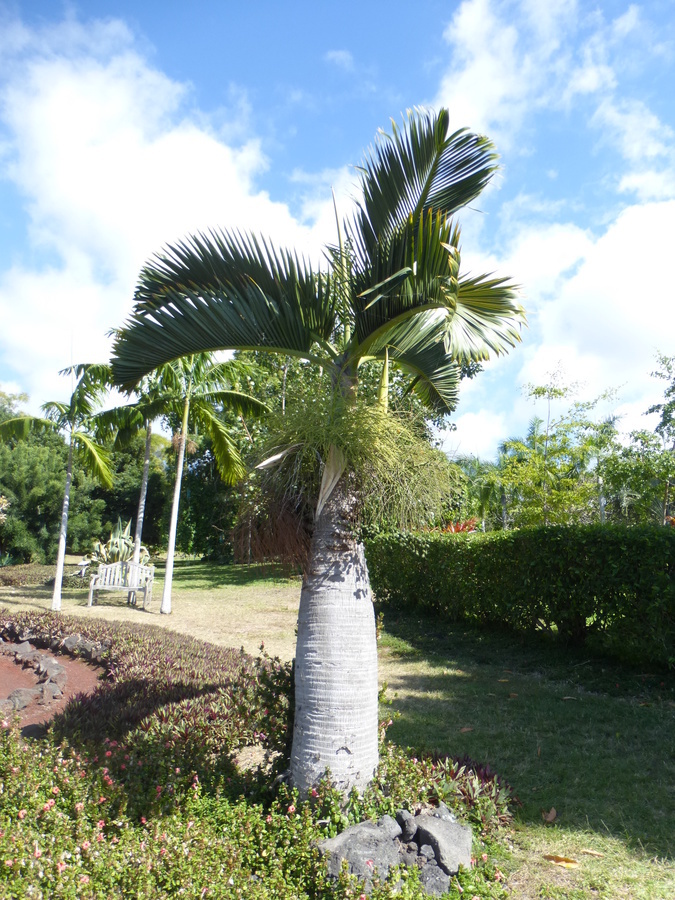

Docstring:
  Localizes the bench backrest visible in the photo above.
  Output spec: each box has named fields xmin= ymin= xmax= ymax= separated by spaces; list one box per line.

xmin=97 ymin=561 xmax=154 ymax=588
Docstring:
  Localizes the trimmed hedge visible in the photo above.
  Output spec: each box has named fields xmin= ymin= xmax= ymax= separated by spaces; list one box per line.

xmin=364 ymin=525 xmax=675 ymax=667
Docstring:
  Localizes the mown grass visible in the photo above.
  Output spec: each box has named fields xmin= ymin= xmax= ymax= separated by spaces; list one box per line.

xmin=1 ymin=558 xmax=674 ymax=898
xmin=0 ymin=558 xmax=301 ymax=660
xmin=378 ymin=607 xmax=675 ymax=898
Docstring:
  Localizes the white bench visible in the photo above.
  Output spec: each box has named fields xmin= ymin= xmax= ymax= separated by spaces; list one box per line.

xmin=88 ymin=561 xmax=155 ymax=610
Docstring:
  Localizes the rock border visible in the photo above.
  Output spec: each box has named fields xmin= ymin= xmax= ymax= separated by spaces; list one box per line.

xmin=319 ymin=803 xmax=473 ymax=897
xmin=0 ymin=632 xmax=108 ymax=719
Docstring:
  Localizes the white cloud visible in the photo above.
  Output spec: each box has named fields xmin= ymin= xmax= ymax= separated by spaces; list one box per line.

xmin=426 ymin=0 xmax=675 ymax=459
xmin=444 ymin=199 xmax=675 ymax=460
xmin=0 ymin=15 xmax=339 ymax=413
xmin=516 ymin=200 xmax=675 ymax=433
xmin=592 ymin=98 xmax=674 ymax=164
xmin=443 ymin=409 xmax=508 ymax=460
xmin=618 ymin=169 xmax=675 ymax=201
xmin=435 ymin=0 xmax=533 ymax=140
xmin=433 ymin=0 xmax=663 ymax=158
xmin=324 ymin=50 xmax=354 ymax=72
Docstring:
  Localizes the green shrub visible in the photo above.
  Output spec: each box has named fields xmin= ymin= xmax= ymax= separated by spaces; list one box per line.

xmin=0 ymin=562 xmax=55 ymax=585
xmin=89 ymin=517 xmax=150 ymax=564
xmin=365 ymin=525 xmax=675 ymax=667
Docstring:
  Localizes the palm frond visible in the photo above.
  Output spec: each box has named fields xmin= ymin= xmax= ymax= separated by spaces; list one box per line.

xmin=112 ymin=229 xmax=337 ymax=387
xmin=350 ymin=107 xmax=497 ymax=253
xmin=192 ymin=390 xmax=269 ymax=419
xmin=0 ymin=416 xmax=56 ymax=441
xmin=196 ymin=408 xmax=247 ymax=485
xmin=350 ymin=214 xmax=460 ymax=346
xmin=72 ymin=431 xmax=114 ymax=489
xmin=444 ymin=273 xmax=526 ymax=362
xmin=58 ymin=364 xmax=113 ymax=417
xmin=365 ymin=314 xmax=461 ymax=413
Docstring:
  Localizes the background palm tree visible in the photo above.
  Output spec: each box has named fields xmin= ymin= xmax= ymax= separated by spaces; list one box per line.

xmin=97 ymin=354 xmax=265 ymax=611
xmin=0 ymin=364 xmax=113 ymax=610
xmin=111 ymin=108 xmax=525 ymax=794
xmin=149 ymin=353 xmax=266 ymax=614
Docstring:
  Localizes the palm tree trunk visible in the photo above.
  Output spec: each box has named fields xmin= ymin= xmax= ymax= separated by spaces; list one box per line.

xmin=160 ymin=399 xmax=189 ymax=615
xmin=133 ymin=423 xmax=152 ymax=565
xmin=290 ymin=473 xmax=379 ymax=796
xmin=51 ymin=439 xmax=74 ymax=612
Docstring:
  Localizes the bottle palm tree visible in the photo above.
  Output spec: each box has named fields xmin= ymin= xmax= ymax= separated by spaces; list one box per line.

xmin=0 ymin=364 xmax=113 ymax=610
xmin=111 ymin=108 xmax=525 ymax=794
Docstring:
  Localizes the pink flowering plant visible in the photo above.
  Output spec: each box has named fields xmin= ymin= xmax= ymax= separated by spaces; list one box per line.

xmin=0 ymin=609 xmax=513 ymax=898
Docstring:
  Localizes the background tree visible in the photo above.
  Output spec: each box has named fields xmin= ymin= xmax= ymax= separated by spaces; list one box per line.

xmin=94 ymin=364 xmax=182 ymax=564
xmin=494 ymin=380 xmax=616 ymax=528
xmin=151 ymin=353 xmax=267 ymax=614
xmin=454 ymin=455 xmax=501 ymax=531
xmin=600 ymin=429 xmax=675 ymax=525
xmin=599 ymin=356 xmax=675 ymax=525
xmin=111 ymin=107 xmax=525 ymax=795
xmin=94 ymin=429 xmax=170 ymax=551
xmin=0 ymin=417 xmax=105 ymax=563
xmin=0 ymin=366 xmax=113 ymax=609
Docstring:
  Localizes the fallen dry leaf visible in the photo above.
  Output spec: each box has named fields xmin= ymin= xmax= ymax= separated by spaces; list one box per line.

xmin=460 ymin=727 xmax=474 ymax=733
xmin=509 ymin=692 xmax=518 ymax=699
xmin=580 ymin=849 xmax=604 ymax=858
xmin=542 ymin=806 xmax=557 ymax=823
xmin=498 ymin=678 xmax=510 ymax=682
xmin=543 ymin=854 xmax=579 ymax=869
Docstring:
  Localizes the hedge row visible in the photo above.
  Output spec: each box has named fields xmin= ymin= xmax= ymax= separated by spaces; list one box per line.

xmin=364 ymin=525 xmax=675 ymax=667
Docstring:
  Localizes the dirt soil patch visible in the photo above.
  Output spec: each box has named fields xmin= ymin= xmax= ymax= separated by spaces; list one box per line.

xmin=0 ymin=643 xmax=103 ymax=737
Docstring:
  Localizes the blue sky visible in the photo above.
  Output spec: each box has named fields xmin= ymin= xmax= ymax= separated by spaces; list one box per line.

xmin=1 ymin=0 xmax=674 ymax=459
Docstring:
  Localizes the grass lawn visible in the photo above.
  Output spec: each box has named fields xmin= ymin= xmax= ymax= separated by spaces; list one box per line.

xmin=1 ymin=558 xmax=673 ymax=898
xmin=0 ymin=558 xmax=301 ymax=660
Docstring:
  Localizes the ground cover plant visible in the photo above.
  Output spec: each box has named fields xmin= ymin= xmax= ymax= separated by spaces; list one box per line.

xmin=1 ymin=561 xmax=674 ymax=898
xmin=0 ymin=609 xmax=514 ymax=899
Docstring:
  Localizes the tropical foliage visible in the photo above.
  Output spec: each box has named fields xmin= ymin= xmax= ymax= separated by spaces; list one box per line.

xmin=110 ymin=107 xmax=525 ymax=794
xmin=0 ymin=366 xmax=113 ymax=609
xmin=456 ymin=365 xmax=675 ymax=530
xmin=89 ymin=517 xmax=149 ymax=564
xmin=142 ymin=353 xmax=267 ymax=614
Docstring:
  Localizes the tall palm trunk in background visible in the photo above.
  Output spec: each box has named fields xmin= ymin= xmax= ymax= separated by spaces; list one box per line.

xmin=51 ymin=439 xmax=74 ymax=612
xmin=160 ymin=395 xmax=190 ymax=615
xmin=291 ymin=474 xmax=378 ymax=795
xmin=133 ymin=422 xmax=152 ymax=565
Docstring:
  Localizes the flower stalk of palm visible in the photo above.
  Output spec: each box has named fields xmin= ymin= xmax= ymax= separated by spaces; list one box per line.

xmin=111 ymin=108 xmax=525 ymax=794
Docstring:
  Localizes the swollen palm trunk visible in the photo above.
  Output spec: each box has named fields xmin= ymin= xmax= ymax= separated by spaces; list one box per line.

xmin=290 ymin=476 xmax=379 ymax=796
